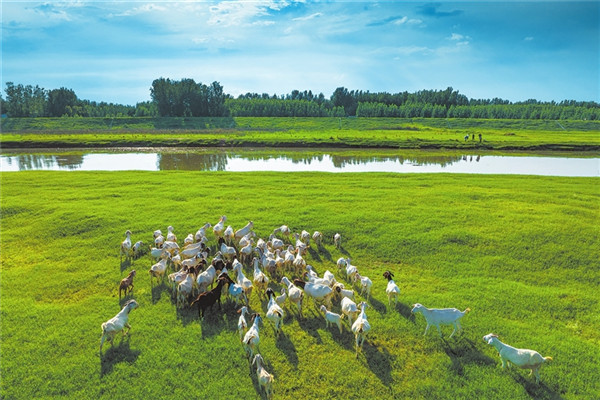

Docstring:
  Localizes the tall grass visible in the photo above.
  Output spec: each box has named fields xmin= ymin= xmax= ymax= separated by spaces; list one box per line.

xmin=1 ymin=172 xmax=598 ymax=399
xmin=1 ymin=117 xmax=598 ymax=150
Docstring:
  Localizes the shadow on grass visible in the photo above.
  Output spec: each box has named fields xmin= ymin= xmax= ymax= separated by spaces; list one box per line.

xmin=368 ymin=296 xmax=387 ymax=316
xmin=441 ymin=337 xmax=495 ymax=376
xmin=511 ymin=371 xmax=565 ymax=400
xmin=297 ymin=313 xmax=323 ymax=345
xmin=150 ymin=281 xmax=169 ymax=304
xmin=317 ymin=245 xmax=332 ymax=262
xmin=395 ymin=302 xmax=415 ymax=322
xmin=100 ymin=339 xmax=140 ymax=377
xmin=362 ymin=341 xmax=394 ymax=387
xmin=307 ymin=247 xmax=322 ymax=263
xmin=275 ymin=331 xmax=299 ymax=367
xmin=339 ymin=246 xmax=351 ymax=256
xmin=120 ymin=258 xmax=132 ymax=272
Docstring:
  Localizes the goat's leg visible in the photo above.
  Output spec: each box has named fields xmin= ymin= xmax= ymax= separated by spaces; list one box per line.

xmin=100 ymin=334 xmax=106 ymax=351
xmin=436 ymin=325 xmax=442 ymax=337
xmin=424 ymin=324 xmax=430 ymax=336
xmin=124 ymin=323 xmax=131 ymax=336
xmin=449 ymin=323 xmax=457 ymax=338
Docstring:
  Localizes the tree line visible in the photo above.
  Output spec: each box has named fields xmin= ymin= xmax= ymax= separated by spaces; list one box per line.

xmin=2 ymin=80 xmax=599 ymax=120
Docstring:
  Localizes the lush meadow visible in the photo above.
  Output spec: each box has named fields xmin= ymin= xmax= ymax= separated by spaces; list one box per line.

xmin=1 ymin=117 xmax=599 ymax=150
xmin=1 ymin=171 xmax=598 ymax=399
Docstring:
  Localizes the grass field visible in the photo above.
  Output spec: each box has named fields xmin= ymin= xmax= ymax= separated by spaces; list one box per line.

xmin=1 ymin=117 xmax=599 ymax=150
xmin=1 ymin=171 xmax=598 ymax=399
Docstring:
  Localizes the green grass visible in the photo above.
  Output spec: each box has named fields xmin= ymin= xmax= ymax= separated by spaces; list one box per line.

xmin=1 ymin=117 xmax=599 ymax=150
xmin=1 ymin=172 xmax=599 ymax=399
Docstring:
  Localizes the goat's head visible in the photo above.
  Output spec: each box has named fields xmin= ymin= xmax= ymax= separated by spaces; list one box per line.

xmin=383 ymin=271 xmax=394 ymax=280
xmin=266 ymin=288 xmax=275 ymax=299
xmin=411 ymin=303 xmax=424 ymax=314
xmin=129 ymin=270 xmax=136 ymax=278
xmin=123 ymin=299 xmax=139 ymax=311
xmin=293 ymin=279 xmax=306 ymax=289
xmin=483 ymin=333 xmax=499 ymax=344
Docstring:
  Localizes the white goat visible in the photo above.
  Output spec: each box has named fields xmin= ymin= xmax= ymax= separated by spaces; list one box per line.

xmin=180 ymin=241 xmax=205 ymax=259
xmin=312 ymin=231 xmax=323 ymax=247
xmin=300 ymin=230 xmax=311 ymax=246
xmin=212 ymin=215 xmax=227 ymax=238
xmin=120 ymin=230 xmax=133 ymax=260
xmin=273 ymin=225 xmax=290 ymax=241
xmin=196 ymin=265 xmax=217 ymax=293
xmin=383 ymin=271 xmax=400 ymax=305
xmin=243 ymin=314 xmax=262 ymax=359
xmin=233 ymin=262 xmax=253 ymax=301
xmin=293 ymin=279 xmax=335 ymax=308
xmin=219 ymin=237 xmax=237 ymax=261
xmin=239 ymin=239 xmax=255 ymax=265
xmin=195 ymin=222 xmax=212 ymax=242
xmin=341 ymin=297 xmax=359 ymax=326
xmin=281 ymin=277 xmax=303 ymax=317
xmin=266 ymin=288 xmax=284 ymax=336
xmin=253 ymin=354 xmax=274 ymax=399
xmin=355 ymin=273 xmax=372 ymax=301
xmin=320 ymin=305 xmax=344 ymax=334
xmin=176 ymin=272 xmax=195 ymax=308
xmin=238 ymin=231 xmax=255 ymax=248
xmin=411 ymin=303 xmax=471 ymax=338
xmin=345 ymin=260 xmax=358 ymax=282
xmin=132 ymin=240 xmax=146 ymax=258
xmin=166 ymin=225 xmax=177 ymax=242
xmin=252 ymin=257 xmax=269 ymax=297
xmin=237 ymin=306 xmax=249 ymax=342
xmin=333 ymin=283 xmax=355 ymax=300
xmin=149 ymin=252 xmax=170 ymax=285
xmin=483 ymin=333 xmax=552 ymax=384
xmin=235 ymin=221 xmax=254 ymax=240
xmin=351 ymin=302 xmax=370 ymax=357
xmin=223 ymin=225 xmax=234 ymax=245
xmin=99 ymin=299 xmax=138 ymax=352
xmin=334 ymin=233 xmax=341 ymax=249
xmin=184 ymin=233 xmax=194 ymax=246
xmin=268 ymin=234 xmax=284 ymax=251
xmin=275 ymin=287 xmax=287 ymax=309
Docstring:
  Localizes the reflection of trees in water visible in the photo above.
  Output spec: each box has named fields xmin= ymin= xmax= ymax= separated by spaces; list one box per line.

xmin=157 ymin=151 xmax=469 ymax=170
xmin=330 ymin=154 xmax=464 ymax=168
xmin=157 ymin=152 xmax=229 ymax=171
xmin=4 ymin=154 xmax=84 ymax=170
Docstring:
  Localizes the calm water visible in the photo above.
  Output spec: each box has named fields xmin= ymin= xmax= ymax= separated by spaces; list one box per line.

xmin=0 ymin=149 xmax=598 ymax=177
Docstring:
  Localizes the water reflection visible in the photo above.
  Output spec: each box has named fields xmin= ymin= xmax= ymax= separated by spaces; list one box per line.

xmin=0 ymin=149 xmax=598 ymax=177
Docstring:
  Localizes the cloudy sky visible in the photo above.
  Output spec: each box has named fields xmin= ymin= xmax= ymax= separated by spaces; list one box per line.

xmin=2 ymin=1 xmax=598 ymax=105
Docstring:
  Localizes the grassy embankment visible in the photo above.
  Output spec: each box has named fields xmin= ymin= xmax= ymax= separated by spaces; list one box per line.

xmin=1 ymin=117 xmax=599 ymax=150
xmin=1 ymin=171 xmax=599 ymax=399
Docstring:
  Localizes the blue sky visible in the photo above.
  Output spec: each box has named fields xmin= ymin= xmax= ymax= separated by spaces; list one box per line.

xmin=2 ymin=1 xmax=598 ymax=105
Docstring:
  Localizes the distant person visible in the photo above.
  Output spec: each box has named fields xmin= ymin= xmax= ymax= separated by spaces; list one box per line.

xmin=479 ymin=133 xmax=482 ymax=143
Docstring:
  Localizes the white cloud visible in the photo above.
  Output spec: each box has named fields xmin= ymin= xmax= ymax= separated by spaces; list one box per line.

xmin=524 ymin=36 xmax=534 ymax=41
xmin=293 ymin=12 xmax=322 ymax=21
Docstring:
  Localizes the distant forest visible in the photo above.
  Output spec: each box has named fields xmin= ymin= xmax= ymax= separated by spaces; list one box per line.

xmin=2 ymin=79 xmax=599 ymax=120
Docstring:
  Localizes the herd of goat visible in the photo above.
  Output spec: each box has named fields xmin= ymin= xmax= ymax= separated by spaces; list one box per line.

xmin=100 ymin=216 xmax=552 ymax=398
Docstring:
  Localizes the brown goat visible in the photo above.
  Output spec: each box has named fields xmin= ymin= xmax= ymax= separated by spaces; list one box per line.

xmin=119 ymin=270 xmax=136 ymax=299
xmin=190 ymin=276 xmax=226 ymax=318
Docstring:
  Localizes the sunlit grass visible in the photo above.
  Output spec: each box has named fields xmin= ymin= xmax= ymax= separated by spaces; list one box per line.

xmin=1 ymin=117 xmax=598 ymax=150
xmin=1 ymin=171 xmax=599 ymax=399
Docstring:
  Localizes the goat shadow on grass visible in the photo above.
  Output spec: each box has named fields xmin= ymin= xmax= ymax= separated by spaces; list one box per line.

xmin=395 ymin=302 xmax=416 ymax=322
xmin=150 ymin=282 xmax=169 ymax=304
xmin=317 ymin=244 xmax=332 ymax=261
xmin=175 ymin=305 xmax=198 ymax=327
xmin=511 ymin=371 xmax=565 ymax=400
xmin=274 ymin=331 xmax=299 ymax=367
xmin=199 ymin=306 xmax=232 ymax=339
xmin=441 ymin=336 xmax=495 ymax=376
xmin=307 ymin=247 xmax=322 ymax=263
xmin=362 ymin=341 xmax=394 ymax=387
xmin=100 ymin=339 xmax=140 ymax=377
xmin=120 ymin=258 xmax=132 ymax=272
xmin=339 ymin=246 xmax=351 ymax=256
xmin=297 ymin=313 xmax=323 ymax=345
xmin=368 ymin=297 xmax=387 ymax=316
